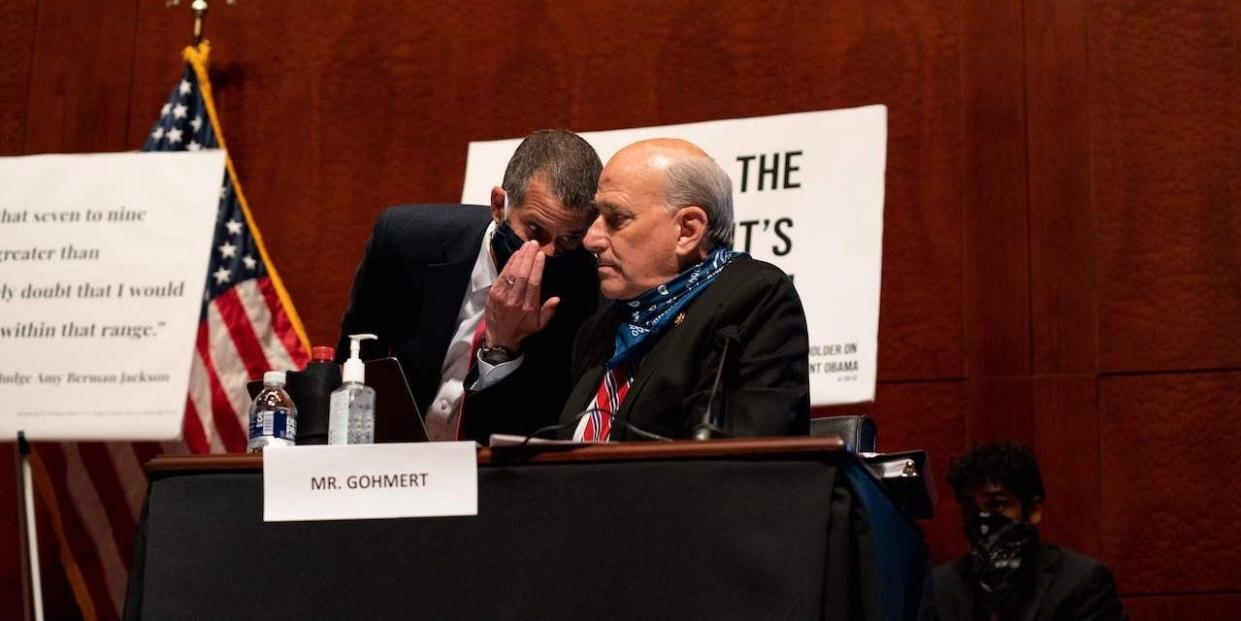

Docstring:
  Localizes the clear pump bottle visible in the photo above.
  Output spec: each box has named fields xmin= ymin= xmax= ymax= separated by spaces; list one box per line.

xmin=329 ymin=333 xmax=377 ymax=445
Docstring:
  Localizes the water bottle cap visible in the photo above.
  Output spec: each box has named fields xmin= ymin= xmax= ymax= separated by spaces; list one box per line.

xmin=263 ymin=370 xmax=287 ymax=386
xmin=311 ymin=346 xmax=335 ymax=362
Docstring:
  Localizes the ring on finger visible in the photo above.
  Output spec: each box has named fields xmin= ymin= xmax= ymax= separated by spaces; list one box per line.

xmin=504 ymin=276 xmax=517 ymax=287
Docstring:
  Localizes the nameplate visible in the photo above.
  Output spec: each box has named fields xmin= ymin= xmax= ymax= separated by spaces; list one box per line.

xmin=262 ymin=442 xmax=478 ymax=522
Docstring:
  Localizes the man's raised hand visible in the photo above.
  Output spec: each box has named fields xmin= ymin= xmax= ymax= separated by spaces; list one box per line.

xmin=485 ymin=240 xmax=560 ymax=350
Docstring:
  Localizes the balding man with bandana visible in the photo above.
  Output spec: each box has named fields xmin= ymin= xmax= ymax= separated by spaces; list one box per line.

xmin=561 ymin=139 xmax=810 ymax=441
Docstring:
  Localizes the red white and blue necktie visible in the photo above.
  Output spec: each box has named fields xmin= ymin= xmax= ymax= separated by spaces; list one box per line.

xmin=580 ymin=364 xmax=633 ymax=442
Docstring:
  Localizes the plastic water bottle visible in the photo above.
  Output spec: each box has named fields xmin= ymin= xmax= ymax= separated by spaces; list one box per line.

xmin=248 ymin=370 xmax=298 ymax=453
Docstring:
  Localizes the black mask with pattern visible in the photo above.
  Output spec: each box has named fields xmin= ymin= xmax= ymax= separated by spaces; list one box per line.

xmin=490 ymin=220 xmax=595 ymax=303
xmin=966 ymin=511 xmax=1039 ymax=610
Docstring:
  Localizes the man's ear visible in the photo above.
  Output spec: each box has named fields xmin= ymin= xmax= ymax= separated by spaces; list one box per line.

xmin=1027 ymin=496 xmax=1044 ymax=526
xmin=674 ymin=205 xmax=709 ymax=260
xmin=489 ymin=186 xmax=506 ymax=224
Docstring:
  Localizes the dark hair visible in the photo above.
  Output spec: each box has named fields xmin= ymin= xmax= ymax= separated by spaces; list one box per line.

xmin=946 ymin=442 xmax=1046 ymax=508
xmin=501 ymin=129 xmax=602 ymax=213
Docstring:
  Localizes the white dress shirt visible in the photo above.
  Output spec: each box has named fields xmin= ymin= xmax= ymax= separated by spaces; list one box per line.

xmin=423 ymin=221 xmax=522 ymax=441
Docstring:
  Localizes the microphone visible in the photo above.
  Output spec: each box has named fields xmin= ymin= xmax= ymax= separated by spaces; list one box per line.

xmin=691 ymin=326 xmax=741 ymax=441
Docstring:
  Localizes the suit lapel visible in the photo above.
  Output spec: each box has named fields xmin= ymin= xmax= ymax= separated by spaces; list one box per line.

xmin=949 ymin=558 xmax=979 ymax=620
xmin=564 ymin=366 xmax=605 ymax=428
xmin=565 ymin=308 xmax=621 ymax=432
xmin=1017 ymin=545 xmax=1058 ymax=621
xmin=614 ymin=306 xmax=689 ymax=438
xmin=615 ymin=347 xmax=660 ymax=437
xmin=412 ymin=222 xmax=487 ymax=408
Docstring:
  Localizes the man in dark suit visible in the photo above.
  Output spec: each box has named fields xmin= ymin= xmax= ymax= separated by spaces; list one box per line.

xmin=930 ymin=442 xmax=1127 ymax=620
xmin=559 ymin=138 xmax=809 ymax=440
xmin=338 ymin=129 xmax=601 ymax=442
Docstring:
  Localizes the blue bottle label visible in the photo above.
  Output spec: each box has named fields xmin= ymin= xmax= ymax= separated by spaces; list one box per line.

xmin=250 ymin=407 xmax=296 ymax=441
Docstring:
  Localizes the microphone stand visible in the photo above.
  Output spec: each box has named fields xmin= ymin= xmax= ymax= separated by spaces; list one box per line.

xmin=691 ymin=334 xmax=736 ymax=441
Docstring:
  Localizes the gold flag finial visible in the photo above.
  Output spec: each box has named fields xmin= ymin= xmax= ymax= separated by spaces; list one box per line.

xmin=191 ymin=0 xmax=207 ymax=44
xmin=166 ymin=0 xmax=236 ymax=44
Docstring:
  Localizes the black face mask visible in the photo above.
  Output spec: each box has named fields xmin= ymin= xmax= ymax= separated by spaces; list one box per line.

xmin=490 ymin=220 xmax=596 ymax=303
xmin=490 ymin=219 xmax=525 ymax=273
xmin=965 ymin=511 xmax=1039 ymax=610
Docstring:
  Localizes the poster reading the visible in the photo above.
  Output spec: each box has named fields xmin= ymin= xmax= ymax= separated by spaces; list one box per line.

xmin=0 ymin=150 xmax=224 ymax=440
xmin=462 ymin=106 xmax=886 ymax=405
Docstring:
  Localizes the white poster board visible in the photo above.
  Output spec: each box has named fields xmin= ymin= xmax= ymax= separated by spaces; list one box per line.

xmin=0 ymin=150 xmax=225 ymax=440
xmin=462 ymin=106 xmax=886 ymax=405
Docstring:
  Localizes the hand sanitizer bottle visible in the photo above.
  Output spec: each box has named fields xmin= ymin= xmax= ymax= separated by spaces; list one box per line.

xmin=329 ymin=333 xmax=377 ymax=445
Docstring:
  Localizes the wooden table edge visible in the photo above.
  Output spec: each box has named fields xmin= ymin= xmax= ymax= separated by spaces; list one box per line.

xmin=145 ymin=435 xmax=848 ymax=474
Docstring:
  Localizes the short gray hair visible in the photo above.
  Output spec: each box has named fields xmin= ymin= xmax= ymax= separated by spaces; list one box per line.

xmin=502 ymin=129 xmax=602 ymax=213
xmin=664 ymin=157 xmax=734 ymax=249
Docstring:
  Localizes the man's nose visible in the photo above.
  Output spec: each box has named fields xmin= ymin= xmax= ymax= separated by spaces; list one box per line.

xmin=583 ymin=216 xmax=607 ymax=254
xmin=538 ymin=241 xmax=558 ymax=257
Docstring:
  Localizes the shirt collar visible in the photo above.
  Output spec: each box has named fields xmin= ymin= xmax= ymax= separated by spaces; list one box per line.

xmin=470 ymin=220 xmax=499 ymax=295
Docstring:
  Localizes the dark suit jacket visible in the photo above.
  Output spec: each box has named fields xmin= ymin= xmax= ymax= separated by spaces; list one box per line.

xmin=930 ymin=544 xmax=1127 ymax=621
xmin=337 ymin=204 xmax=597 ymax=442
xmin=558 ymin=256 xmax=810 ymax=439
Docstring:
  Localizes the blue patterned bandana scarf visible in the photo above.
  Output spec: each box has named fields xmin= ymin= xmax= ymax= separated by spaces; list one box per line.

xmin=607 ymin=247 xmax=744 ymax=369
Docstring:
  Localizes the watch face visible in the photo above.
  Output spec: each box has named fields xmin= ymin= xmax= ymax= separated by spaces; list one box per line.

xmin=481 ymin=346 xmax=513 ymax=365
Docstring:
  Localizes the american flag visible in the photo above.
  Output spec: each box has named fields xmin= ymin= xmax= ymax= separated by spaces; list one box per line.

xmin=30 ymin=42 xmax=309 ymax=620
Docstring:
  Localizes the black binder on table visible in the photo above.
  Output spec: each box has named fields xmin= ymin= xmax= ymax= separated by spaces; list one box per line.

xmin=861 ymin=449 xmax=935 ymax=520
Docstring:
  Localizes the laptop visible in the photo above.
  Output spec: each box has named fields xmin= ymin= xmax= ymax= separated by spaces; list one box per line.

xmin=247 ymin=356 xmax=428 ymax=443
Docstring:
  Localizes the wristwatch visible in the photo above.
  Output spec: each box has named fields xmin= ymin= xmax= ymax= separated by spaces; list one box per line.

xmin=479 ymin=344 xmax=517 ymax=365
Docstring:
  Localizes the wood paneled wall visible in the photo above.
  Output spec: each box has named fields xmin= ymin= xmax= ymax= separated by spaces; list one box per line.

xmin=1 ymin=1 xmax=1237 ymax=618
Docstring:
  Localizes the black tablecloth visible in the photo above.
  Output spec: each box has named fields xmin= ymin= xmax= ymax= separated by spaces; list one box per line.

xmin=124 ymin=454 xmax=923 ymax=620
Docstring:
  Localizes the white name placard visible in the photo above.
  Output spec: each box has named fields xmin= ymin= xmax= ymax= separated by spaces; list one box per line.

xmin=262 ymin=442 xmax=479 ymax=522
xmin=463 ymin=106 xmax=887 ymax=405
xmin=0 ymin=150 xmax=225 ymax=440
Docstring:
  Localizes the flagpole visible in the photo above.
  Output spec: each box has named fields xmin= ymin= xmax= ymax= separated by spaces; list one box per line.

xmin=192 ymin=0 xmax=208 ymax=45
xmin=16 ymin=432 xmax=44 ymax=621
xmin=169 ymin=0 xmax=235 ymax=45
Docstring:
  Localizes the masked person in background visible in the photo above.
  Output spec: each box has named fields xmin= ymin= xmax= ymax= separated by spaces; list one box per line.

xmin=338 ymin=129 xmax=601 ymax=442
xmin=930 ymin=442 xmax=1127 ymax=621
